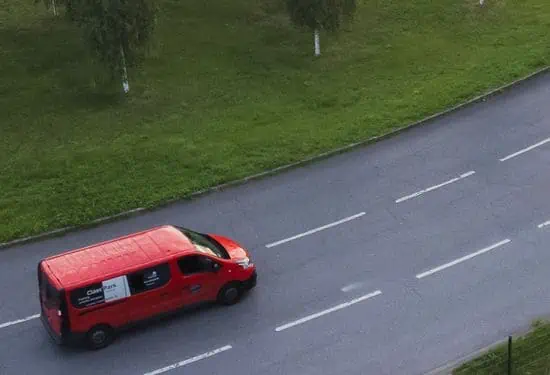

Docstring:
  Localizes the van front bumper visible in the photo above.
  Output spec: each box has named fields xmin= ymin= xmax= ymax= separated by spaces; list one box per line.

xmin=243 ymin=270 xmax=257 ymax=290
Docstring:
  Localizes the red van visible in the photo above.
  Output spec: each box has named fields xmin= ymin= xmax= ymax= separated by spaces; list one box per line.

xmin=38 ymin=225 xmax=257 ymax=349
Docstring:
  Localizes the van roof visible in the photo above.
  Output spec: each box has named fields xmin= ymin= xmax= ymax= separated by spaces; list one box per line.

xmin=42 ymin=225 xmax=194 ymax=288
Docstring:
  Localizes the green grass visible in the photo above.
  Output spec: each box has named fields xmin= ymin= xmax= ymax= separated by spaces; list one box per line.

xmin=453 ymin=320 xmax=550 ymax=374
xmin=1 ymin=0 xmax=550 ymax=243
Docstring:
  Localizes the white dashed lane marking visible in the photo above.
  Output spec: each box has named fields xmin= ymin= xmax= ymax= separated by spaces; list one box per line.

xmin=143 ymin=345 xmax=233 ymax=375
xmin=395 ymin=171 xmax=476 ymax=204
xmin=0 ymin=314 xmax=40 ymax=330
xmin=275 ymin=290 xmax=382 ymax=332
xmin=499 ymin=137 xmax=550 ymax=162
xmin=416 ymin=239 xmax=511 ymax=279
xmin=265 ymin=212 xmax=366 ymax=248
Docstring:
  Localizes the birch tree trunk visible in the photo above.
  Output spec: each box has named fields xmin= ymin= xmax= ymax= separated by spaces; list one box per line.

xmin=314 ymin=29 xmax=320 ymax=56
xmin=120 ymin=44 xmax=130 ymax=93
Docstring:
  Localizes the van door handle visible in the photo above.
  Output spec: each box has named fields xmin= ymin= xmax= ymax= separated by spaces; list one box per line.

xmin=188 ymin=284 xmax=201 ymax=293
xmin=160 ymin=292 xmax=169 ymax=297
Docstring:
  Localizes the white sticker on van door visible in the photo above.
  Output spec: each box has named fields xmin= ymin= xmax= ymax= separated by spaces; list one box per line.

xmin=102 ymin=275 xmax=130 ymax=302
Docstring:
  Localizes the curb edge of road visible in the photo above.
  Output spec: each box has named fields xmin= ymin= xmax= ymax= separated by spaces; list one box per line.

xmin=423 ymin=320 xmax=544 ymax=375
xmin=2 ymin=65 xmax=549 ymax=251
xmin=423 ymin=338 xmax=508 ymax=375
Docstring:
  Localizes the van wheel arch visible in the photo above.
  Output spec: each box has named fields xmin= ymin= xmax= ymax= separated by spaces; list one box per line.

xmin=86 ymin=324 xmax=115 ymax=350
xmin=217 ymin=282 xmax=242 ymax=306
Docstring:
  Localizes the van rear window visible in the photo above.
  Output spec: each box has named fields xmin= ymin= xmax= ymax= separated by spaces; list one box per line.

xmin=39 ymin=269 xmax=60 ymax=309
xmin=69 ymin=263 xmax=171 ymax=309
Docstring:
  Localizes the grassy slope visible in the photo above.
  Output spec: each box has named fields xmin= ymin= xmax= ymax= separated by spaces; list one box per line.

xmin=453 ymin=320 xmax=550 ymax=374
xmin=1 ymin=0 xmax=549 ymax=243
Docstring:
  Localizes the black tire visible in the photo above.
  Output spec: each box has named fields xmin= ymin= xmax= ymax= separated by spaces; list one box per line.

xmin=217 ymin=282 xmax=242 ymax=306
xmin=86 ymin=324 xmax=114 ymax=350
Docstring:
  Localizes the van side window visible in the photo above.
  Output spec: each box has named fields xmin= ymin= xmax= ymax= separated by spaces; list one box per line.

xmin=178 ymin=255 xmax=214 ymax=275
xmin=127 ymin=263 xmax=171 ymax=295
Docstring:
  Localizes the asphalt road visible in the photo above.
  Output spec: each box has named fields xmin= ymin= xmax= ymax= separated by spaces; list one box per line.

xmin=1 ymin=72 xmax=550 ymax=375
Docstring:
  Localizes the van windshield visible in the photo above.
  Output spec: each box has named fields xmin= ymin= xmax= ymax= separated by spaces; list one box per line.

xmin=176 ymin=227 xmax=230 ymax=259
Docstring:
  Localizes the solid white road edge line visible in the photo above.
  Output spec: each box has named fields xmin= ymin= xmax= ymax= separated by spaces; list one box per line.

xmin=265 ymin=212 xmax=366 ymax=248
xmin=395 ymin=171 xmax=476 ymax=204
xmin=143 ymin=345 xmax=233 ymax=375
xmin=538 ymin=220 xmax=550 ymax=229
xmin=275 ymin=290 xmax=382 ymax=332
xmin=0 ymin=314 xmax=41 ymax=330
xmin=416 ymin=239 xmax=511 ymax=279
xmin=499 ymin=137 xmax=550 ymax=162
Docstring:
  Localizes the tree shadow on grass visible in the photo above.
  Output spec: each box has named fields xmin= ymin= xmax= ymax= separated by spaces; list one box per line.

xmin=0 ymin=16 xmax=124 ymax=114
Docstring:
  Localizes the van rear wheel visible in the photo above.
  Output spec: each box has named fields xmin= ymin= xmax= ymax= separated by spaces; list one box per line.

xmin=86 ymin=324 xmax=114 ymax=350
xmin=217 ymin=282 xmax=242 ymax=306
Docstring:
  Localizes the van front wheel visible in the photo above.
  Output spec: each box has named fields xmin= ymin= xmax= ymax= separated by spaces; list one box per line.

xmin=86 ymin=324 xmax=114 ymax=350
xmin=217 ymin=282 xmax=242 ymax=306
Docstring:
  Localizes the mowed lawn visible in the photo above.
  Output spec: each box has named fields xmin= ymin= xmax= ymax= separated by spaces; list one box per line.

xmin=1 ymin=0 xmax=549 ymax=243
xmin=453 ymin=320 xmax=550 ymax=374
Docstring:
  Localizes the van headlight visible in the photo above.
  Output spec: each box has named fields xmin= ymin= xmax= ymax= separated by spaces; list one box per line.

xmin=236 ymin=257 xmax=251 ymax=269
